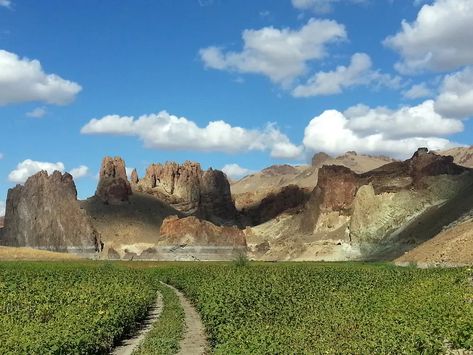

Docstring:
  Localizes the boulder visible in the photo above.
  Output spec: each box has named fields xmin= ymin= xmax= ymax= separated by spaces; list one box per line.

xmin=0 ymin=171 xmax=101 ymax=253
xmin=96 ymin=156 xmax=132 ymax=204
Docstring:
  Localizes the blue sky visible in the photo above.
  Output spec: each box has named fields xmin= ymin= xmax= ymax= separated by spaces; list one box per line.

xmin=1 ymin=0 xmax=473 ymax=212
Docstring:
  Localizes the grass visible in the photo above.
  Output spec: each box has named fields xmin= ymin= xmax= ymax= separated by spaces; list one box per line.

xmin=134 ymin=282 xmax=185 ymax=355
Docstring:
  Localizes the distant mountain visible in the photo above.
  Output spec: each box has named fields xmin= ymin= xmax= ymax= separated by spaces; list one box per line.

xmin=231 ymin=151 xmax=396 ymax=211
xmin=440 ymin=146 xmax=473 ymax=168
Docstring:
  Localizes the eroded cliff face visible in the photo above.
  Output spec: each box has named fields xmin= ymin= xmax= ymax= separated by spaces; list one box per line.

xmin=0 ymin=171 xmax=101 ymax=253
xmin=306 ymin=149 xmax=470 ymax=241
xmin=249 ymin=149 xmax=473 ymax=261
xmin=96 ymin=156 xmax=132 ymax=204
xmin=134 ymin=161 xmax=237 ymax=224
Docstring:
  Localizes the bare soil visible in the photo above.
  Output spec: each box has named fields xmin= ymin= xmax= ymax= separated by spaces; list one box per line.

xmin=112 ymin=292 xmax=163 ymax=355
xmin=0 ymin=246 xmax=81 ymax=260
xmin=163 ymin=283 xmax=209 ymax=355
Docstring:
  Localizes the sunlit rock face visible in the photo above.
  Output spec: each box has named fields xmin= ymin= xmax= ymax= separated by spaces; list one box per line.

xmin=96 ymin=156 xmax=132 ymax=204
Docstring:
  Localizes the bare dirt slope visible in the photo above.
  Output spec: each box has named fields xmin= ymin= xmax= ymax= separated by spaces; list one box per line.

xmin=81 ymin=192 xmax=183 ymax=245
xmin=440 ymin=146 xmax=473 ymax=168
xmin=396 ymin=220 xmax=473 ymax=266
xmin=0 ymin=246 xmax=81 ymax=260
xmin=367 ymin=175 xmax=473 ymax=261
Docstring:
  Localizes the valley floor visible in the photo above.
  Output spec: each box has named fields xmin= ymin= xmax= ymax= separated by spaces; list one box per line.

xmin=1 ymin=261 xmax=472 ymax=354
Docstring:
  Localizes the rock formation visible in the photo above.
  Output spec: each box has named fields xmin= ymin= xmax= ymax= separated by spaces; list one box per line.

xmin=0 ymin=171 xmax=101 ymax=253
xmin=159 ymin=215 xmax=246 ymax=247
xmin=247 ymin=148 xmax=472 ymax=262
xmin=304 ymin=148 xmax=470 ymax=243
xmin=96 ymin=156 xmax=132 ymax=204
xmin=130 ymin=168 xmax=139 ymax=186
xmin=134 ymin=161 xmax=237 ymax=224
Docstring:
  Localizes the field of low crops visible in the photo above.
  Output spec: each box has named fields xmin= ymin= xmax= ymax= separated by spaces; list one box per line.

xmin=157 ymin=262 xmax=473 ymax=354
xmin=1 ymin=261 xmax=473 ymax=354
xmin=0 ymin=262 xmax=158 ymax=354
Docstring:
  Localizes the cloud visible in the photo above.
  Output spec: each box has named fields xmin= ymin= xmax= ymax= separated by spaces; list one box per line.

xmin=0 ymin=50 xmax=81 ymax=105
xmin=8 ymin=160 xmax=89 ymax=183
xmin=26 ymin=106 xmax=47 ymax=118
xmin=292 ymin=53 xmax=401 ymax=97
xmin=0 ymin=0 xmax=11 ymax=8
xmin=302 ymin=100 xmax=461 ymax=158
xmin=8 ymin=159 xmax=65 ymax=183
xmin=221 ymin=164 xmax=254 ymax=179
xmin=0 ymin=200 xmax=5 ymax=216
xmin=434 ymin=66 xmax=473 ymax=119
xmin=291 ymin=0 xmax=366 ymax=14
xmin=402 ymin=83 xmax=433 ymax=99
xmin=199 ymin=18 xmax=346 ymax=85
xmin=384 ymin=0 xmax=473 ymax=73
xmin=69 ymin=165 xmax=89 ymax=179
xmin=81 ymin=111 xmax=303 ymax=159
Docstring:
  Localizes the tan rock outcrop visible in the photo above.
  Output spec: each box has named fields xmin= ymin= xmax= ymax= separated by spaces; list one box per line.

xmin=96 ymin=156 xmax=132 ymax=204
xmin=0 ymin=171 xmax=101 ymax=253
xmin=130 ymin=168 xmax=139 ymax=186
xmin=159 ymin=215 xmax=246 ymax=246
xmin=135 ymin=161 xmax=237 ymax=224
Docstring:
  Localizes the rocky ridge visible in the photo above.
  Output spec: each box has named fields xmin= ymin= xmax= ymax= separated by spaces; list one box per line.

xmin=249 ymin=149 xmax=472 ymax=261
xmin=134 ymin=161 xmax=237 ymax=225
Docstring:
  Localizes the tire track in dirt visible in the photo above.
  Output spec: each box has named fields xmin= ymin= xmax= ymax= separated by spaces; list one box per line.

xmin=162 ymin=282 xmax=209 ymax=355
xmin=111 ymin=291 xmax=163 ymax=355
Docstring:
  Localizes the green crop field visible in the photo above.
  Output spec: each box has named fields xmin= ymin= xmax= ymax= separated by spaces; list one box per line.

xmin=0 ymin=262 xmax=159 ymax=354
xmin=156 ymin=262 xmax=473 ymax=354
xmin=1 ymin=261 xmax=473 ymax=354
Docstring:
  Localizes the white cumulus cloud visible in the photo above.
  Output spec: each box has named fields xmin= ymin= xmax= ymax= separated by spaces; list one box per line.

xmin=26 ymin=106 xmax=47 ymax=118
xmin=384 ymin=0 xmax=473 ymax=73
xmin=221 ymin=164 xmax=254 ymax=180
xmin=434 ymin=66 xmax=473 ymax=119
xmin=199 ymin=18 xmax=346 ymax=85
xmin=8 ymin=159 xmax=65 ymax=183
xmin=81 ymin=111 xmax=303 ymax=159
xmin=69 ymin=165 xmax=89 ymax=179
xmin=292 ymin=53 xmax=401 ymax=97
xmin=302 ymin=100 xmax=461 ymax=158
xmin=0 ymin=200 xmax=5 ymax=216
xmin=0 ymin=50 xmax=81 ymax=105
xmin=8 ymin=160 xmax=89 ymax=183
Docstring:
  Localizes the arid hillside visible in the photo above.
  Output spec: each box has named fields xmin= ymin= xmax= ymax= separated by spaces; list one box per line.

xmin=440 ymin=146 xmax=473 ymax=168
xmin=247 ymin=149 xmax=473 ymax=263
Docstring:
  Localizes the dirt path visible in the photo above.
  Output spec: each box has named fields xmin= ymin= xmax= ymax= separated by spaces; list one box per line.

xmin=111 ymin=292 xmax=163 ymax=355
xmin=162 ymin=283 xmax=209 ymax=355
